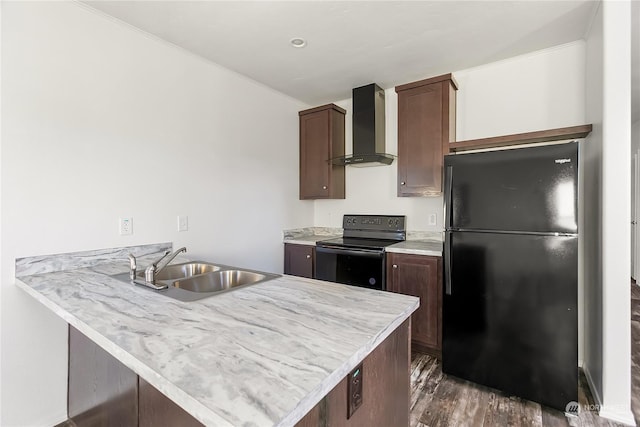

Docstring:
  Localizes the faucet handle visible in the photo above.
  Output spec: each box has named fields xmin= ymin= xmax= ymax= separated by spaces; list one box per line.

xmin=128 ymin=254 xmax=137 ymax=280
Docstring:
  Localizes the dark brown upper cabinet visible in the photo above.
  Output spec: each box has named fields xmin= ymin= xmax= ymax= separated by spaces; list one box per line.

xmin=395 ymin=74 xmax=457 ymax=197
xmin=299 ymin=104 xmax=346 ymax=200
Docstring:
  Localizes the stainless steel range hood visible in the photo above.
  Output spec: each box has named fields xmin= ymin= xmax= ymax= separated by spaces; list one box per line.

xmin=332 ymin=83 xmax=395 ymax=167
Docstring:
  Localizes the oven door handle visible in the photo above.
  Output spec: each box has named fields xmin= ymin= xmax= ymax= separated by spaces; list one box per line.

xmin=315 ymin=246 xmax=385 ymax=258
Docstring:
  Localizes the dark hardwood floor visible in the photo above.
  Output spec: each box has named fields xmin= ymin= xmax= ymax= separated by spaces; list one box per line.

xmin=409 ymin=282 xmax=640 ymax=427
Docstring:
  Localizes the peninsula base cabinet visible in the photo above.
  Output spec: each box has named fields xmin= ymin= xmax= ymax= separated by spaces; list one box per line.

xmin=387 ymin=253 xmax=442 ymax=358
xmin=284 ymin=243 xmax=315 ymax=278
xmin=68 ymin=326 xmax=139 ymax=426
xmin=68 ymin=325 xmax=203 ymax=427
xmin=67 ymin=320 xmax=411 ymax=427
xmin=295 ymin=319 xmax=410 ymax=427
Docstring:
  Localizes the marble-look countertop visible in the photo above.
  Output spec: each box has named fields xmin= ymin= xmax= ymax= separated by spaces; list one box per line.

xmin=283 ymin=227 xmax=341 ymax=246
xmin=16 ymin=245 xmax=418 ymax=427
xmin=386 ymin=240 xmax=443 ymax=257
xmin=387 ymin=231 xmax=443 ymax=256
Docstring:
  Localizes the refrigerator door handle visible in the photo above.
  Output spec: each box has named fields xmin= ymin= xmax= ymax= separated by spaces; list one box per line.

xmin=445 ymin=231 xmax=452 ymax=295
xmin=444 ymin=165 xmax=453 ymax=229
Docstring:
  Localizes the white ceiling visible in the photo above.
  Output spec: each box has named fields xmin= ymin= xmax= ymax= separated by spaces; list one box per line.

xmin=84 ymin=0 xmax=639 ymax=122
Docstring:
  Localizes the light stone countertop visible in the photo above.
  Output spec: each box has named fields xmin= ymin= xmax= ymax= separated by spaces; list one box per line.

xmin=283 ymin=235 xmax=327 ymax=246
xmin=386 ymin=240 xmax=443 ymax=257
xmin=283 ymin=227 xmax=341 ymax=246
xmin=16 ymin=247 xmax=418 ymax=427
xmin=387 ymin=231 xmax=443 ymax=257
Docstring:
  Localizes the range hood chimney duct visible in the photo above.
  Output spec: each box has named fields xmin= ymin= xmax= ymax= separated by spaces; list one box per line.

xmin=333 ymin=83 xmax=394 ymax=166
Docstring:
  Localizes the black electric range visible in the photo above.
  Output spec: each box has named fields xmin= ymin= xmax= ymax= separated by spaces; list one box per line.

xmin=315 ymin=215 xmax=406 ymax=290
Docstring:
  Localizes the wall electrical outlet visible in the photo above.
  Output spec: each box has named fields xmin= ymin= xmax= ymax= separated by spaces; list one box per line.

xmin=177 ymin=215 xmax=188 ymax=232
xmin=347 ymin=363 xmax=363 ymax=419
xmin=428 ymin=213 xmax=437 ymax=226
xmin=119 ymin=217 xmax=133 ymax=235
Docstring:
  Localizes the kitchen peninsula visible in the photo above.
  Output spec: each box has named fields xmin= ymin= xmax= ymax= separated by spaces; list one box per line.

xmin=15 ymin=244 xmax=418 ymax=427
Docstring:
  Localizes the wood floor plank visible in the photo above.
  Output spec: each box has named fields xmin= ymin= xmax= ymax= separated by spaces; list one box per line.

xmin=419 ymin=374 xmax=464 ymax=427
xmin=518 ymin=396 xmax=544 ymax=425
xmin=541 ymin=409 xmax=570 ymax=427
xmin=447 ymin=381 xmax=490 ymax=427
xmin=409 ymin=354 xmax=444 ymax=427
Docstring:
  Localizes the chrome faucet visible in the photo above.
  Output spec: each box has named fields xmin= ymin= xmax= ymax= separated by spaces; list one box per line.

xmin=144 ymin=247 xmax=187 ymax=284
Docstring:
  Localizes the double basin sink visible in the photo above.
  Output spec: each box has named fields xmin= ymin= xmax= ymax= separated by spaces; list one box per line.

xmin=113 ymin=262 xmax=280 ymax=302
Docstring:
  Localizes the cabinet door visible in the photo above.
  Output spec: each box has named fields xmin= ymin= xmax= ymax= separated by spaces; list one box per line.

xmin=300 ymin=109 xmax=332 ymax=199
xmin=284 ymin=243 xmax=315 ymax=278
xmin=397 ymin=84 xmax=443 ymax=196
xmin=68 ymin=326 xmax=138 ymax=427
xmin=299 ymin=104 xmax=345 ymax=200
xmin=387 ymin=253 xmax=442 ymax=356
xmin=396 ymin=75 xmax=456 ymax=197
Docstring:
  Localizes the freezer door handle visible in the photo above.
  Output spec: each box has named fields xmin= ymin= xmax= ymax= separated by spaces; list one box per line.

xmin=444 ymin=165 xmax=453 ymax=229
xmin=445 ymin=231 xmax=452 ymax=295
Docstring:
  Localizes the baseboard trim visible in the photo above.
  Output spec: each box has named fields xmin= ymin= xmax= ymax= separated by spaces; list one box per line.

xmin=582 ymin=365 xmax=602 ymax=407
xmin=598 ymin=406 xmax=636 ymax=426
xmin=583 ymin=365 xmax=636 ymax=426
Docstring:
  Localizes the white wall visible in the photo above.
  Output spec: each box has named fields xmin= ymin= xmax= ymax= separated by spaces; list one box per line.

xmin=455 ymin=41 xmax=586 ymax=141
xmin=0 ymin=2 xmax=312 ymax=425
xmin=0 ymin=1 xmax=4 ymax=422
xmin=632 ymin=119 xmax=639 ymax=280
xmin=314 ymin=42 xmax=586 ymax=234
xmin=599 ymin=0 xmax=633 ymax=423
xmin=583 ymin=0 xmax=605 ymax=407
xmin=583 ymin=1 xmax=634 ymax=425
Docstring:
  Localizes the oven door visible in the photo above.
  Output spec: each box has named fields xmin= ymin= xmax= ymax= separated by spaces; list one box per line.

xmin=314 ymin=246 xmax=385 ymax=290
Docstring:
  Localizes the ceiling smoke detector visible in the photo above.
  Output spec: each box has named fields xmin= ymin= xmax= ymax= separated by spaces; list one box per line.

xmin=289 ymin=38 xmax=306 ymax=48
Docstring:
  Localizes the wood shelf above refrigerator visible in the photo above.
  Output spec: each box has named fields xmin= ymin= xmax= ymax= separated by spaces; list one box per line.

xmin=448 ymin=124 xmax=592 ymax=153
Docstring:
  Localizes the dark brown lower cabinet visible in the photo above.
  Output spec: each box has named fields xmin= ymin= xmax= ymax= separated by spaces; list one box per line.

xmin=295 ymin=319 xmax=410 ymax=427
xmin=139 ymin=378 xmax=202 ymax=427
xmin=284 ymin=243 xmax=315 ymax=278
xmin=68 ymin=325 xmax=202 ymax=427
xmin=69 ymin=319 xmax=410 ymax=427
xmin=386 ymin=253 xmax=442 ymax=357
xmin=68 ymin=326 xmax=138 ymax=426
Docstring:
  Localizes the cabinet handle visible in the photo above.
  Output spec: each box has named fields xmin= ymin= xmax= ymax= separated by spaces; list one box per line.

xmin=400 ymin=182 xmax=406 ymax=186
xmin=306 ymin=255 xmax=311 ymax=259
xmin=322 ymin=185 xmax=327 ymax=190
xmin=392 ymin=264 xmax=398 ymax=269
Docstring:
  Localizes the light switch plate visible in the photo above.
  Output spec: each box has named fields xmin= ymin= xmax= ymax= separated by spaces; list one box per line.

xmin=177 ymin=215 xmax=188 ymax=232
xmin=428 ymin=213 xmax=437 ymax=226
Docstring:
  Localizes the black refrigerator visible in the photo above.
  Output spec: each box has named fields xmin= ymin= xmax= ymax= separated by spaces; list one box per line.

xmin=442 ymin=142 xmax=578 ymax=412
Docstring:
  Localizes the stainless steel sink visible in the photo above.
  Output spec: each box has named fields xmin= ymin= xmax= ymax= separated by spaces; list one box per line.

xmin=112 ymin=261 xmax=279 ymax=302
xmin=173 ymin=270 xmax=267 ymax=293
xmin=154 ymin=262 xmax=221 ymax=281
